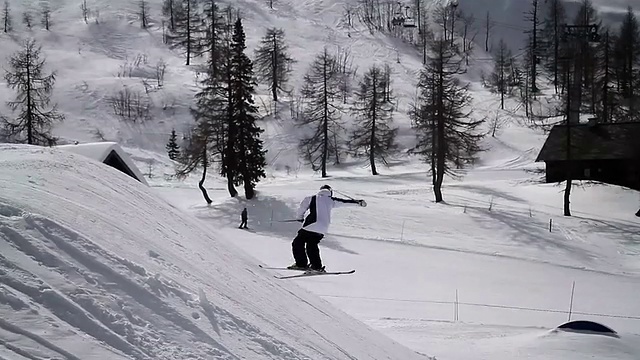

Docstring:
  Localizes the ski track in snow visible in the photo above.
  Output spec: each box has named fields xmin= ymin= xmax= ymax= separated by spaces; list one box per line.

xmin=0 ymin=202 xmax=311 ymax=360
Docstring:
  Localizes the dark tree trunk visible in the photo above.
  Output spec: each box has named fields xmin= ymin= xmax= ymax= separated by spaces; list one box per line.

xmin=370 ymin=71 xmax=378 ymax=175
xmin=186 ymin=0 xmax=192 ymax=65
xmin=321 ymin=56 xmax=328 ymax=178
xmin=26 ymin=54 xmax=33 ymax=144
xmin=531 ymin=0 xmax=538 ymax=93
xmin=199 ymin=150 xmax=213 ymax=204
xmin=602 ymin=31 xmax=610 ymax=123
xmin=434 ymin=54 xmax=445 ymax=203
xmin=272 ymin=34 xmax=278 ymax=102
xmin=564 ymin=60 xmax=573 ymax=216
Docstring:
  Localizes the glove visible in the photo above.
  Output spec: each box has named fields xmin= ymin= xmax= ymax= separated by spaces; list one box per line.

xmin=297 ymin=219 xmax=304 ymax=223
xmin=358 ymin=200 xmax=367 ymax=207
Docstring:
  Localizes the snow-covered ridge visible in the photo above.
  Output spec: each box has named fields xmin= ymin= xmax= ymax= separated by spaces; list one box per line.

xmin=0 ymin=144 xmax=428 ymax=360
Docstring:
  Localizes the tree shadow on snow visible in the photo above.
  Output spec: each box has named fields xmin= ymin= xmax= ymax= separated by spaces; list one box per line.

xmin=574 ymin=216 xmax=640 ymax=250
xmin=467 ymin=208 xmax=599 ymax=264
xmin=451 ymin=184 xmax=526 ymax=204
xmin=196 ymin=194 xmax=359 ymax=255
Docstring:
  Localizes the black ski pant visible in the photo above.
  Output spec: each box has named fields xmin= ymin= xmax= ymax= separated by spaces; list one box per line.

xmin=292 ymin=229 xmax=325 ymax=269
xmin=239 ymin=219 xmax=247 ymax=228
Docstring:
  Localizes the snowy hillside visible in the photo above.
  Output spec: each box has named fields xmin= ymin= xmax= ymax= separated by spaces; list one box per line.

xmin=0 ymin=0 xmax=431 ymax=158
xmin=0 ymin=144 xmax=428 ymax=360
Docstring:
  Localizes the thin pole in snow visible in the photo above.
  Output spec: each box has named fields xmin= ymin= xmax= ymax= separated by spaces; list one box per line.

xmin=400 ymin=220 xmax=406 ymax=241
xmin=270 ymin=209 xmax=274 ymax=228
xmin=568 ymin=281 xmax=576 ymax=321
xmin=455 ymin=289 xmax=459 ymax=321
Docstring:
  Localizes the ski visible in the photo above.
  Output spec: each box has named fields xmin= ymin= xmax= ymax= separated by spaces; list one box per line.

xmin=258 ymin=265 xmax=305 ymax=271
xmin=274 ymin=270 xmax=355 ymax=279
xmin=258 ymin=265 xmax=355 ymax=279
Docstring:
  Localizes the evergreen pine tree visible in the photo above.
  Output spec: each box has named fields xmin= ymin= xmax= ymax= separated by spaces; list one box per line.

xmin=230 ymin=18 xmax=266 ymax=199
xmin=350 ymin=64 xmax=398 ymax=175
xmin=41 ymin=1 xmax=51 ymax=30
xmin=179 ymin=6 xmax=235 ymax=201
xmin=200 ymin=1 xmax=230 ymax=75
xmin=176 ymin=130 xmax=214 ymax=204
xmin=166 ymin=129 xmax=181 ymax=160
xmin=613 ymin=6 xmax=640 ymax=121
xmin=298 ymin=48 xmax=343 ymax=178
xmin=162 ymin=0 xmax=178 ymax=32
xmin=600 ymin=29 xmax=615 ymax=123
xmin=415 ymin=35 xmax=484 ymax=202
xmin=523 ymin=0 xmax=541 ymax=93
xmin=541 ymin=0 xmax=567 ymax=93
xmin=2 ymin=39 xmax=64 ymax=145
xmin=139 ymin=0 xmax=150 ymax=29
xmin=219 ymin=8 xmax=239 ymax=197
xmin=409 ymin=68 xmax=437 ymax=186
xmin=168 ymin=0 xmax=201 ymax=65
xmin=490 ymin=39 xmax=513 ymax=110
xmin=254 ymin=28 xmax=295 ymax=102
xmin=573 ymin=0 xmax=603 ymax=115
xmin=2 ymin=1 xmax=11 ymax=33
xmin=22 ymin=11 xmax=32 ymax=29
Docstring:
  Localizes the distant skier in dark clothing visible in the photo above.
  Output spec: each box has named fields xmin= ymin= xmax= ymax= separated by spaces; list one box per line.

xmin=288 ymin=185 xmax=366 ymax=272
xmin=239 ymin=208 xmax=248 ymax=229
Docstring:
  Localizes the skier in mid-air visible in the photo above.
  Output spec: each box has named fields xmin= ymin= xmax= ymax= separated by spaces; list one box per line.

xmin=288 ymin=185 xmax=367 ymax=272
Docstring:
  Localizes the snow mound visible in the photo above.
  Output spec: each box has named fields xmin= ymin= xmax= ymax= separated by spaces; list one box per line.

xmin=0 ymin=144 xmax=428 ymax=360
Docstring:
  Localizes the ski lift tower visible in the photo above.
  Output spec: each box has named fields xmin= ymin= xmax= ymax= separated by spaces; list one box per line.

xmin=564 ymin=23 xmax=600 ymax=124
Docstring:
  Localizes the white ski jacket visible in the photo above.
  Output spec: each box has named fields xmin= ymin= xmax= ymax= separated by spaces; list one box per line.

xmin=296 ymin=189 xmax=363 ymax=235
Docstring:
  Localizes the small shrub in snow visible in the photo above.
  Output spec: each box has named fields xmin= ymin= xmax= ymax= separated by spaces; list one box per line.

xmin=108 ymin=86 xmax=152 ymax=123
xmin=22 ymin=11 xmax=32 ymax=29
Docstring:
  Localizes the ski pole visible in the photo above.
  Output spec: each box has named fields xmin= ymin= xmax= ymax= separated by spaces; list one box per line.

xmin=333 ymin=190 xmax=356 ymax=200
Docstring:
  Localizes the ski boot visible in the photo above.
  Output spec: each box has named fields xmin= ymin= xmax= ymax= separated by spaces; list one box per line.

xmin=308 ymin=266 xmax=326 ymax=273
xmin=287 ymin=264 xmax=309 ymax=270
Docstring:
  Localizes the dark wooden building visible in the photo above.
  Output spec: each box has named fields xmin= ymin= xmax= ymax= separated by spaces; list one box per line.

xmin=536 ymin=122 xmax=640 ymax=191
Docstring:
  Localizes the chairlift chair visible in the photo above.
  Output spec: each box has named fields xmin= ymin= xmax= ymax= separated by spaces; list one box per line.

xmin=392 ymin=16 xmax=404 ymax=27
xmin=403 ymin=17 xmax=416 ymax=28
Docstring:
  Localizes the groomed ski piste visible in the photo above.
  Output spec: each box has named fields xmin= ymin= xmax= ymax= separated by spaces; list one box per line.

xmin=1 ymin=0 xmax=640 ymax=359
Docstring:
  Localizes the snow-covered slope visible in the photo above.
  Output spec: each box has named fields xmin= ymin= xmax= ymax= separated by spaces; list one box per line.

xmin=155 ymin=155 xmax=640 ymax=360
xmin=0 ymin=144 xmax=428 ymax=360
